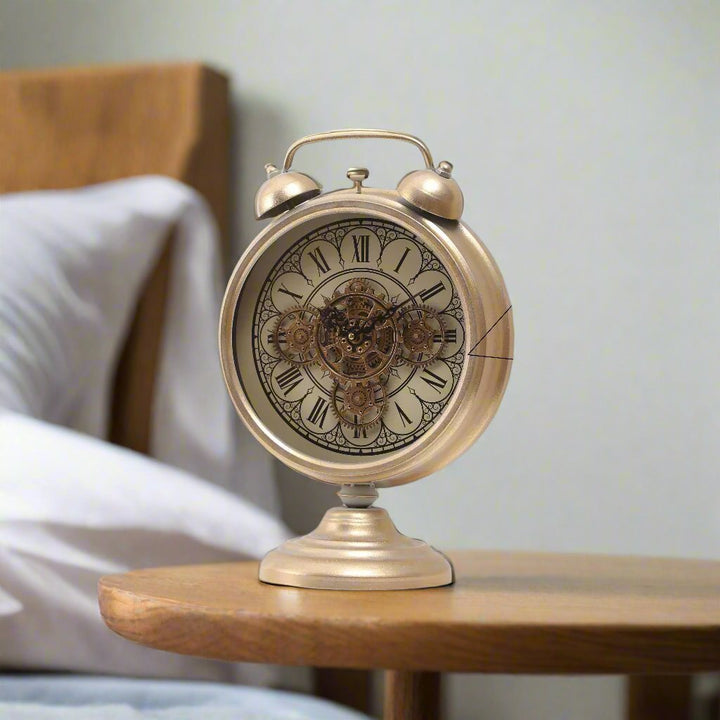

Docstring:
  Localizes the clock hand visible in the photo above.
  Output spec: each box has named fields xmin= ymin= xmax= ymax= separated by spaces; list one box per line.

xmin=355 ymin=296 xmax=413 ymax=336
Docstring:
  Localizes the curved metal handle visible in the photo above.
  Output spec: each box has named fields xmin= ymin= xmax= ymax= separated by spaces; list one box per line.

xmin=282 ymin=129 xmax=434 ymax=172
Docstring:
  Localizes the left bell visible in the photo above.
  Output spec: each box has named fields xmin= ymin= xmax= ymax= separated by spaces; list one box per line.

xmin=255 ymin=163 xmax=322 ymax=220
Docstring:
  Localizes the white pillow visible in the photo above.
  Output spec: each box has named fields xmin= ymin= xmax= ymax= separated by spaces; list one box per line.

xmin=0 ymin=411 xmax=289 ymax=681
xmin=0 ymin=179 xmax=176 ymax=436
xmin=0 ymin=177 xmax=278 ymax=514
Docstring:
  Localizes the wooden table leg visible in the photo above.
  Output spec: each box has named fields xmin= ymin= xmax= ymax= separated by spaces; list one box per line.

xmin=626 ymin=675 xmax=692 ymax=720
xmin=384 ymin=670 xmax=441 ymax=720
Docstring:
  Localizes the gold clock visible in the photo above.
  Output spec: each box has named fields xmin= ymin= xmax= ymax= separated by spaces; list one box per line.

xmin=219 ymin=130 xmax=513 ymax=590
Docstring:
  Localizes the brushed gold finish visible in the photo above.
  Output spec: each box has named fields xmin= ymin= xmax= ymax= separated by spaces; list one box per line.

xmin=337 ymin=483 xmax=378 ymax=508
xmin=258 ymin=506 xmax=453 ymax=590
xmin=219 ymin=130 xmax=513 ymax=590
xmin=254 ymin=165 xmax=321 ymax=220
xmin=397 ymin=164 xmax=464 ymax=220
xmin=346 ymin=166 xmax=369 ymax=192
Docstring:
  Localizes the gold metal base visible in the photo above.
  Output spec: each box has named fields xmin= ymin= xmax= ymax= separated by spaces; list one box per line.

xmin=259 ymin=506 xmax=454 ymax=590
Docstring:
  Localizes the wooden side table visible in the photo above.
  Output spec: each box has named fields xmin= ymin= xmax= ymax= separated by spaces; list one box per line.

xmin=99 ymin=550 xmax=720 ymax=720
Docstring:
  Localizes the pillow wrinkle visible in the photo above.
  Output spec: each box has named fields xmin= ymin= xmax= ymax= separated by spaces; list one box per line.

xmin=1 ymin=176 xmax=280 ymax=513
xmin=0 ymin=180 xmax=171 ymax=436
xmin=0 ymin=413 xmax=288 ymax=682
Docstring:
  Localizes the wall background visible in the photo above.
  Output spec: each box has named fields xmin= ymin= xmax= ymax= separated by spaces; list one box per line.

xmin=1 ymin=1 xmax=718 ymax=717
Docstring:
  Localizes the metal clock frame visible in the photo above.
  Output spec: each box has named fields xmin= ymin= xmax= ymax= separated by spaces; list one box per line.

xmin=219 ymin=189 xmax=513 ymax=490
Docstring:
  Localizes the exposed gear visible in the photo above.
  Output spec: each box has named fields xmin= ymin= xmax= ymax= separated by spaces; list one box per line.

xmin=331 ymin=379 xmax=386 ymax=430
xmin=315 ymin=279 xmax=400 ymax=381
xmin=398 ymin=305 xmax=446 ymax=367
xmin=273 ymin=306 xmax=319 ymax=366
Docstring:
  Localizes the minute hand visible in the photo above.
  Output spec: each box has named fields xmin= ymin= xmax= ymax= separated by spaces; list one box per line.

xmin=356 ymin=297 xmax=413 ymax=335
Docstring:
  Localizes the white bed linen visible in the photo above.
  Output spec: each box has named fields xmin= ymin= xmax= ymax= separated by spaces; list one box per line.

xmin=0 ymin=675 xmax=370 ymax=720
xmin=0 ymin=412 xmax=289 ymax=682
xmin=0 ymin=177 xmax=277 ymax=514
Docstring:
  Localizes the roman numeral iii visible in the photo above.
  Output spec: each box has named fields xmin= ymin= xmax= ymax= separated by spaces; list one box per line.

xmin=434 ymin=329 xmax=457 ymax=344
xmin=417 ymin=281 xmax=445 ymax=303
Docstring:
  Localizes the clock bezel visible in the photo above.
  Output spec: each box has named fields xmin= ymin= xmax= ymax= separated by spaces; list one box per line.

xmin=219 ymin=189 xmax=513 ymax=488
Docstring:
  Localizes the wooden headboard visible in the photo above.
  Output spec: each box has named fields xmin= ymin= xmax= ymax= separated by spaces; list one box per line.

xmin=0 ymin=62 xmax=371 ymax=712
xmin=0 ymin=62 xmax=230 ymax=454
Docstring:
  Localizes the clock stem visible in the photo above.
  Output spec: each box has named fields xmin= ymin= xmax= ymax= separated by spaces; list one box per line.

xmin=337 ymin=483 xmax=378 ymax=509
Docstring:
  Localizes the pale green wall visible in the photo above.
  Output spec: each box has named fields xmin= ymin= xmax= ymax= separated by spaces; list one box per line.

xmin=2 ymin=2 xmax=718 ymax=717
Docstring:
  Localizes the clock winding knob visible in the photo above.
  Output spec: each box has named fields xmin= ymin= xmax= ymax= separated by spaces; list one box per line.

xmin=347 ymin=167 xmax=369 ymax=192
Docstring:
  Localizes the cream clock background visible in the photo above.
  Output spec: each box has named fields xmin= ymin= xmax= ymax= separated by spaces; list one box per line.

xmin=2 ymin=1 xmax=717 ymax=717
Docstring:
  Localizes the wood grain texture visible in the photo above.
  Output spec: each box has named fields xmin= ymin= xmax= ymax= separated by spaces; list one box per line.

xmin=384 ymin=671 xmax=440 ymax=720
xmin=98 ymin=549 xmax=720 ymax=674
xmin=0 ymin=62 xmax=230 ymax=237
xmin=0 ymin=62 xmax=230 ymax=454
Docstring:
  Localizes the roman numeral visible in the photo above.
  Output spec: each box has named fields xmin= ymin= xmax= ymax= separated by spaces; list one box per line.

xmin=395 ymin=402 xmax=412 ymax=427
xmin=307 ymin=247 xmax=330 ymax=275
xmin=393 ymin=247 xmax=411 ymax=273
xmin=277 ymin=283 xmax=303 ymax=302
xmin=307 ymin=396 xmax=329 ymax=428
xmin=352 ymin=416 xmax=368 ymax=438
xmin=420 ymin=368 xmax=447 ymax=393
xmin=434 ymin=329 xmax=457 ymax=344
xmin=352 ymin=234 xmax=370 ymax=262
xmin=268 ymin=330 xmax=286 ymax=344
xmin=276 ymin=366 xmax=303 ymax=396
xmin=417 ymin=281 xmax=445 ymax=303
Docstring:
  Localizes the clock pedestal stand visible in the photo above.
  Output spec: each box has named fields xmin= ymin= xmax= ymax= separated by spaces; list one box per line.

xmin=259 ymin=484 xmax=454 ymax=590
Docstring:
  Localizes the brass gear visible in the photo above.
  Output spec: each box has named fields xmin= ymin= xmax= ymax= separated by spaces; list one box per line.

xmin=272 ymin=306 xmax=319 ymax=367
xmin=315 ymin=279 xmax=400 ymax=382
xmin=398 ymin=305 xmax=446 ymax=367
xmin=331 ymin=379 xmax=386 ymax=430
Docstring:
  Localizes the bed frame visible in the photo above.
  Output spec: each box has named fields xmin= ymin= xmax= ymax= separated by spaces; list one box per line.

xmin=0 ymin=62 xmax=229 ymax=453
xmin=0 ymin=62 xmax=370 ymax=714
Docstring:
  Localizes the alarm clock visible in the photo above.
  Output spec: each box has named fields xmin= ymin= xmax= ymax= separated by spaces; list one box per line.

xmin=219 ymin=129 xmax=513 ymax=589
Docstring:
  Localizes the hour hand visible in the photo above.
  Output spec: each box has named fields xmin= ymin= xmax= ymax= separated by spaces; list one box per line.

xmin=357 ymin=302 xmax=403 ymax=335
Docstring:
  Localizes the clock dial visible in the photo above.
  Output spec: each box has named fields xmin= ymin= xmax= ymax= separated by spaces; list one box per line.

xmin=236 ymin=217 xmax=466 ymax=458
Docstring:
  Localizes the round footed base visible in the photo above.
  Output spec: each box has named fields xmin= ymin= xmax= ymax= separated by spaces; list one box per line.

xmin=259 ymin=506 xmax=454 ymax=590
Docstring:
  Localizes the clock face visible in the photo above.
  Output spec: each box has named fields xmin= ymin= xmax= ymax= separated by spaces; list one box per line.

xmin=232 ymin=215 xmax=466 ymax=460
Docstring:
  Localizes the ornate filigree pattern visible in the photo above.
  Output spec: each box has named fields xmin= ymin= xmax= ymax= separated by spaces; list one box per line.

xmin=251 ymin=218 xmax=465 ymax=455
